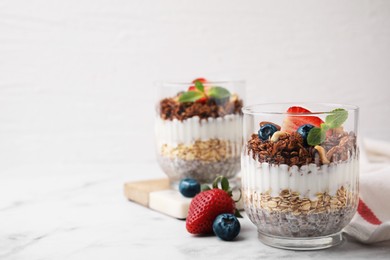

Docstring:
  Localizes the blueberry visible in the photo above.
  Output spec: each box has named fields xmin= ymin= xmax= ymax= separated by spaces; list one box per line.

xmin=212 ymin=213 xmax=241 ymax=241
xmin=258 ymin=124 xmax=278 ymax=141
xmin=179 ymin=178 xmax=201 ymax=198
xmin=297 ymin=124 xmax=315 ymax=146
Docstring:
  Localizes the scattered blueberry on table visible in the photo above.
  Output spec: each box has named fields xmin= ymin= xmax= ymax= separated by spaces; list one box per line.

xmin=212 ymin=213 xmax=241 ymax=241
xmin=179 ymin=178 xmax=201 ymax=198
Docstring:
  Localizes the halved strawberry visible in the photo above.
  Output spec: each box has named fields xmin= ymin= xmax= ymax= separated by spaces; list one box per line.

xmin=187 ymin=79 xmax=208 ymax=103
xmin=287 ymin=106 xmax=311 ymax=114
xmin=282 ymin=106 xmax=324 ymax=133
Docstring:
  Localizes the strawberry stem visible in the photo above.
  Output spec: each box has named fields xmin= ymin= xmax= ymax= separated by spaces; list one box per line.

xmin=201 ymin=184 xmax=211 ymax=191
xmin=212 ymin=176 xmax=230 ymax=192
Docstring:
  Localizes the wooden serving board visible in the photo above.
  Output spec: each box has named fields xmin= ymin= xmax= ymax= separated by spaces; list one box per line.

xmin=124 ymin=178 xmax=243 ymax=219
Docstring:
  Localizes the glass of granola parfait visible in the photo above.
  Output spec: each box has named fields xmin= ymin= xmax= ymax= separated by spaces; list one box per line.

xmin=155 ymin=78 xmax=245 ymax=187
xmin=241 ymin=103 xmax=359 ymax=250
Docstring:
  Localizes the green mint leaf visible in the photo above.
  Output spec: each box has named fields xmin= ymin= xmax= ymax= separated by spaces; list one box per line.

xmin=307 ymin=127 xmax=326 ymax=146
xmin=208 ymin=86 xmax=231 ymax=100
xmin=320 ymin=123 xmax=330 ymax=131
xmin=325 ymin=108 xmax=348 ymax=128
xmin=178 ymin=91 xmax=204 ymax=103
xmin=194 ymin=81 xmax=204 ymax=93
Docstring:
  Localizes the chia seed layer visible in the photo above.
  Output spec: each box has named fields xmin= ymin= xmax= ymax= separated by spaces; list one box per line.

xmin=245 ymin=204 xmax=357 ymax=237
xmin=157 ymin=155 xmax=240 ymax=183
xmin=243 ymin=186 xmax=359 ymax=237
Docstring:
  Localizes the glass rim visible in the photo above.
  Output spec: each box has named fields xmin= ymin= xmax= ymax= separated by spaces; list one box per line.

xmin=154 ymin=80 xmax=246 ymax=87
xmin=242 ymin=102 xmax=359 ymax=115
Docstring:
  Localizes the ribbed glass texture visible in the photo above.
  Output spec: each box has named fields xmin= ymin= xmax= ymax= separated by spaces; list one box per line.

xmin=241 ymin=103 xmax=359 ymax=248
xmin=155 ymin=81 xmax=245 ymax=184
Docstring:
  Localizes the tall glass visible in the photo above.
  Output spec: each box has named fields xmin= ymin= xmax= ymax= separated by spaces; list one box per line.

xmin=155 ymin=80 xmax=245 ymax=187
xmin=241 ymin=103 xmax=359 ymax=250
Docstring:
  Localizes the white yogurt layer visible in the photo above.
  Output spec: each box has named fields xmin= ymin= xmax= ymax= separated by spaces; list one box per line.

xmin=155 ymin=114 xmax=243 ymax=146
xmin=241 ymin=151 xmax=359 ymax=200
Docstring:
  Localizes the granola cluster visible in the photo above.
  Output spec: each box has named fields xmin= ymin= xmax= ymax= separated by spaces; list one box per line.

xmin=246 ymin=129 xmax=357 ymax=167
xmin=322 ymin=128 xmax=357 ymax=162
xmin=158 ymin=96 xmax=243 ymax=121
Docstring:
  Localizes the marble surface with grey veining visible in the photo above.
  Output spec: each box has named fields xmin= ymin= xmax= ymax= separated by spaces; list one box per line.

xmin=1 ymin=163 xmax=389 ymax=260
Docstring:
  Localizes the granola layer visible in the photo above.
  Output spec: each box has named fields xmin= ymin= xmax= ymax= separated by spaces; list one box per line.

xmin=158 ymin=96 xmax=243 ymax=121
xmin=246 ymin=129 xmax=357 ymax=167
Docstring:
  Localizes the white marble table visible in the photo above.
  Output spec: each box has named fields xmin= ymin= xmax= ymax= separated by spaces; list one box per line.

xmin=1 ymin=162 xmax=389 ymax=260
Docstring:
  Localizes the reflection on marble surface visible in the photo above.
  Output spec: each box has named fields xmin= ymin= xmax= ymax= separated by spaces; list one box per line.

xmin=1 ymin=163 xmax=389 ymax=260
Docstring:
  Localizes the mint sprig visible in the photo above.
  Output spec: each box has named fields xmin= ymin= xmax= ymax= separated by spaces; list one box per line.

xmin=325 ymin=108 xmax=348 ymax=128
xmin=194 ymin=81 xmax=204 ymax=92
xmin=179 ymin=91 xmax=204 ymax=103
xmin=208 ymin=86 xmax=231 ymax=100
xmin=178 ymin=81 xmax=231 ymax=103
xmin=307 ymin=108 xmax=348 ymax=146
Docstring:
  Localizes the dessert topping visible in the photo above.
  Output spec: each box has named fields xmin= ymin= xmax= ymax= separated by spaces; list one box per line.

xmin=270 ymin=131 xmax=288 ymax=142
xmin=179 ymin=79 xmax=231 ymax=103
xmin=159 ymin=97 xmax=243 ymax=121
xmin=282 ymin=106 xmax=323 ymax=133
xmin=258 ymin=124 xmax=278 ymax=141
xmin=297 ymin=124 xmax=315 ymax=146
xmin=192 ymin=78 xmax=207 ymax=84
xmin=307 ymin=108 xmax=348 ymax=146
xmin=314 ymin=145 xmax=330 ymax=164
xmin=260 ymin=121 xmax=281 ymax=131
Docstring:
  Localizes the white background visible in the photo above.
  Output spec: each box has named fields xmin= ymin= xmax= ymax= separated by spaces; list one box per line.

xmin=1 ymin=0 xmax=389 ymax=174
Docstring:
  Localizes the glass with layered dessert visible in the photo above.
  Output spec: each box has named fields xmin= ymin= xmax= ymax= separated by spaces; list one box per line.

xmin=241 ymin=103 xmax=359 ymax=250
xmin=155 ymin=78 xmax=245 ymax=186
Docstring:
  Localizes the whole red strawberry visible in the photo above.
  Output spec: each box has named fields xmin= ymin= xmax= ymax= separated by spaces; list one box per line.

xmin=186 ymin=176 xmax=240 ymax=235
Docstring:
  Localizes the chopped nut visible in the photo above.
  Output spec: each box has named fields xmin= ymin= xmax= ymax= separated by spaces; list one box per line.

xmin=314 ymin=145 xmax=330 ymax=164
xmin=259 ymin=121 xmax=281 ymax=131
xmin=270 ymin=131 xmax=288 ymax=142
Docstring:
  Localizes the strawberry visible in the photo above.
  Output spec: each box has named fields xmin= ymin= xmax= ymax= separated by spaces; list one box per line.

xmin=282 ymin=106 xmax=324 ymax=133
xmin=188 ymin=86 xmax=199 ymax=92
xmin=186 ymin=176 xmax=239 ymax=235
xmin=187 ymin=78 xmax=208 ymax=103
xmin=192 ymin=78 xmax=207 ymax=84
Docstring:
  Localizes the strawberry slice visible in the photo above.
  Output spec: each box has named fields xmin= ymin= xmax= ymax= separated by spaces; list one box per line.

xmin=287 ymin=106 xmax=311 ymax=114
xmin=188 ymin=78 xmax=208 ymax=103
xmin=192 ymin=78 xmax=207 ymax=84
xmin=282 ymin=106 xmax=324 ymax=133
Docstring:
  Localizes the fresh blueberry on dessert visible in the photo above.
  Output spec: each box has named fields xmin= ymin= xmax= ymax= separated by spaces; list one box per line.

xmin=258 ymin=124 xmax=278 ymax=141
xmin=297 ymin=124 xmax=315 ymax=146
